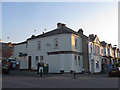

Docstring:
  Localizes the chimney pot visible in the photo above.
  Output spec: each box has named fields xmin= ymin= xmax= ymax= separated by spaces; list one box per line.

xmin=57 ymin=22 xmax=66 ymax=28
xmin=78 ymin=28 xmax=83 ymax=34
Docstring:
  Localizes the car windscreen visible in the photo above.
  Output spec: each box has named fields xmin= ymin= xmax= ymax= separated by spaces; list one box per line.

xmin=2 ymin=64 xmax=8 ymax=67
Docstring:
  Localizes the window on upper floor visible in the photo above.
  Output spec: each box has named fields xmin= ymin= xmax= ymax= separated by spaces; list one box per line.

xmin=26 ymin=43 xmax=28 ymax=48
xmin=108 ymin=48 xmax=110 ymax=55
xmin=54 ymin=38 xmax=58 ymax=49
xmin=104 ymin=48 xmax=106 ymax=54
xmin=94 ymin=45 xmax=97 ymax=54
xmin=98 ymin=46 xmax=100 ymax=54
xmin=101 ymin=49 xmax=103 ymax=54
xmin=75 ymin=38 xmax=78 ymax=49
xmin=37 ymin=41 xmax=41 ymax=50
xmin=90 ymin=44 xmax=92 ymax=54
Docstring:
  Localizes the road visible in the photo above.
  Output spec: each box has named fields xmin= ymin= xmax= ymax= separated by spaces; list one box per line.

xmin=2 ymin=70 xmax=120 ymax=88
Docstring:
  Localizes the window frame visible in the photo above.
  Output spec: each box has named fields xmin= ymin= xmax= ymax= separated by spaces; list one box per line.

xmin=54 ymin=38 xmax=58 ymax=49
xmin=96 ymin=61 xmax=99 ymax=68
xmin=40 ymin=56 xmax=43 ymax=63
xmin=37 ymin=41 xmax=41 ymax=50
xmin=74 ymin=55 xmax=77 ymax=65
xmin=75 ymin=37 xmax=78 ymax=49
xmin=78 ymin=56 xmax=80 ymax=65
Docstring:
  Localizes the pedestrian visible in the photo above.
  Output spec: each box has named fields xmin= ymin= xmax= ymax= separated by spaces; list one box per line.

xmin=82 ymin=68 xmax=84 ymax=74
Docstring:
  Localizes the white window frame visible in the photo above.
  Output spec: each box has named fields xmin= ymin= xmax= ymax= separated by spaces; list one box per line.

xmin=78 ymin=56 xmax=80 ymax=65
xmin=35 ymin=56 xmax=39 ymax=66
xmin=54 ymin=38 xmax=58 ymax=49
xmin=74 ymin=55 xmax=77 ymax=65
xmin=37 ymin=41 xmax=41 ymax=50
xmin=96 ymin=61 xmax=99 ymax=68
xmin=40 ymin=56 xmax=43 ymax=63
xmin=75 ymin=38 xmax=78 ymax=49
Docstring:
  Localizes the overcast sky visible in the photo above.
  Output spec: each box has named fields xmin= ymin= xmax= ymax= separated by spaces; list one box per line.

xmin=2 ymin=2 xmax=118 ymax=47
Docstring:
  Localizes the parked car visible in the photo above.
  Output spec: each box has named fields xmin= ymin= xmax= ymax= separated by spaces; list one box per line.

xmin=109 ymin=67 xmax=120 ymax=77
xmin=7 ymin=58 xmax=17 ymax=70
xmin=2 ymin=61 xmax=11 ymax=74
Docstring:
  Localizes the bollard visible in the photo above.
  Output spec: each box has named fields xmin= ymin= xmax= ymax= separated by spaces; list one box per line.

xmin=73 ymin=71 xmax=76 ymax=79
xmin=40 ymin=69 xmax=43 ymax=77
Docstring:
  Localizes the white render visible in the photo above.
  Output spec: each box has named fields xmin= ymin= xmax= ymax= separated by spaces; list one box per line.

xmin=13 ymin=43 xmax=28 ymax=69
xmin=14 ymin=33 xmax=83 ymax=73
xmin=88 ymin=36 xmax=102 ymax=73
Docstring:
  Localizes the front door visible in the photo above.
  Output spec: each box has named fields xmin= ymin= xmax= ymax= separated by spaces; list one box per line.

xmin=28 ymin=56 xmax=31 ymax=70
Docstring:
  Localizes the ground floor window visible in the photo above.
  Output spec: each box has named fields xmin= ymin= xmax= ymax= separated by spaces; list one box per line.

xmin=40 ymin=56 xmax=43 ymax=63
xmin=35 ymin=56 xmax=39 ymax=65
xmin=74 ymin=55 xmax=77 ymax=65
xmin=78 ymin=56 xmax=80 ymax=65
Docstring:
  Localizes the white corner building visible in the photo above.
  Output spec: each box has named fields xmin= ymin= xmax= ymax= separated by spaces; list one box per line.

xmin=13 ymin=23 xmax=84 ymax=73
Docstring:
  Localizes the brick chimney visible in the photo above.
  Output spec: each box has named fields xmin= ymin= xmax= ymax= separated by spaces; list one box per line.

xmin=57 ymin=22 xmax=66 ymax=28
xmin=95 ymin=35 xmax=97 ymax=37
xmin=78 ymin=28 xmax=83 ymax=35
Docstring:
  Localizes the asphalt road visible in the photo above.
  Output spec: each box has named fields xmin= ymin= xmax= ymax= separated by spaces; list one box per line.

xmin=2 ymin=70 xmax=120 ymax=88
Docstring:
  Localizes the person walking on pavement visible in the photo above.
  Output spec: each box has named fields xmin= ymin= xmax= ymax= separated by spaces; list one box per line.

xmin=82 ymin=68 xmax=84 ymax=74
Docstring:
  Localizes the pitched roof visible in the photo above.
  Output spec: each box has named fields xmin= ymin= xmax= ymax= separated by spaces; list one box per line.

xmin=27 ymin=23 xmax=79 ymax=40
xmin=13 ymin=41 xmax=27 ymax=45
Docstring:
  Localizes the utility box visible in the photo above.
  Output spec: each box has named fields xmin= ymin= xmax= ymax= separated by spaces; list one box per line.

xmin=37 ymin=63 xmax=49 ymax=75
xmin=43 ymin=64 xmax=49 ymax=75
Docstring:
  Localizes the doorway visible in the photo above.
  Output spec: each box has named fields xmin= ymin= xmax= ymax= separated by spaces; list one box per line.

xmin=91 ymin=59 xmax=94 ymax=73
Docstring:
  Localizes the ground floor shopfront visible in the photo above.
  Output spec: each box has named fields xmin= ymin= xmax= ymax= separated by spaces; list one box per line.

xmin=18 ymin=51 xmax=83 ymax=73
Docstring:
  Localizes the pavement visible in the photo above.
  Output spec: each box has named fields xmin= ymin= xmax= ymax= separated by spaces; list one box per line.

xmin=2 ymin=70 xmax=120 ymax=88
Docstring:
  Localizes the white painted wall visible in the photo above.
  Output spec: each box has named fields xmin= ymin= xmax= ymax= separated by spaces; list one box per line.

xmin=88 ymin=42 xmax=102 ymax=73
xmin=13 ymin=33 xmax=83 ymax=73
xmin=71 ymin=34 xmax=83 ymax=52
xmin=94 ymin=55 xmax=101 ymax=73
xmin=47 ymin=54 xmax=61 ymax=73
xmin=27 ymin=34 xmax=72 ymax=54
xmin=13 ymin=43 xmax=28 ymax=69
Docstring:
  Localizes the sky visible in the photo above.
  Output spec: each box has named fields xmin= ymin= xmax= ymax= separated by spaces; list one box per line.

xmin=2 ymin=2 xmax=118 ymax=48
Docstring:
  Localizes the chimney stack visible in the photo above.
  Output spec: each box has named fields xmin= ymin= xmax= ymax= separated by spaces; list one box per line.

xmin=57 ymin=22 xmax=66 ymax=28
xmin=95 ymin=35 xmax=97 ymax=37
xmin=78 ymin=28 xmax=83 ymax=35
